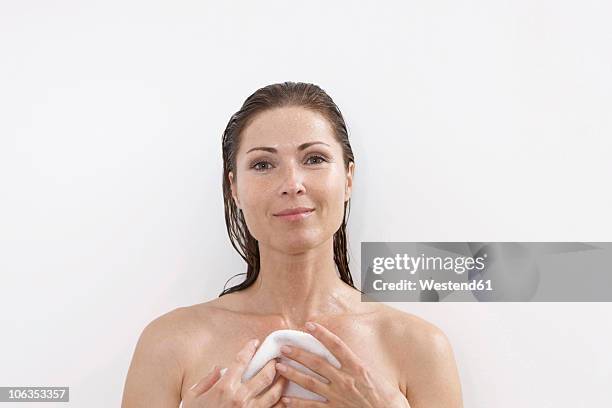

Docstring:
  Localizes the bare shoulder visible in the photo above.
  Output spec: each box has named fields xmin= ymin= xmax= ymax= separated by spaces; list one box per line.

xmin=121 ymin=305 xmax=214 ymax=408
xmin=377 ymin=305 xmax=463 ymax=408
xmin=378 ymin=305 xmax=451 ymax=353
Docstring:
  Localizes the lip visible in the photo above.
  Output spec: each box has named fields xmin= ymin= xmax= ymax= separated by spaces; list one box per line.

xmin=273 ymin=207 xmax=315 ymax=221
xmin=274 ymin=207 xmax=315 ymax=216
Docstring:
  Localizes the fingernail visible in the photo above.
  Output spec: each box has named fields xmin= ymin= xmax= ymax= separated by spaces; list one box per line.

xmin=280 ymin=345 xmax=291 ymax=354
xmin=305 ymin=322 xmax=315 ymax=331
xmin=276 ymin=362 xmax=287 ymax=372
xmin=282 ymin=396 xmax=291 ymax=404
xmin=250 ymin=338 xmax=259 ymax=347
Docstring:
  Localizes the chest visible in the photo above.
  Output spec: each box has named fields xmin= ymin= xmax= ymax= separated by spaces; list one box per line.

xmin=180 ymin=313 xmax=401 ymax=398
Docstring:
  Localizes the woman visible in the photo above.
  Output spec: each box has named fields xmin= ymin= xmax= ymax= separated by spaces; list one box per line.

xmin=121 ymin=82 xmax=463 ymax=407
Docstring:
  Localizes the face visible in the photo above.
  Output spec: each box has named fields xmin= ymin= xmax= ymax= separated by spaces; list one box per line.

xmin=229 ymin=106 xmax=354 ymax=254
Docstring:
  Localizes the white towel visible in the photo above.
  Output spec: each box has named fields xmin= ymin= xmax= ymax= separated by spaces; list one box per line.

xmin=220 ymin=329 xmax=341 ymax=401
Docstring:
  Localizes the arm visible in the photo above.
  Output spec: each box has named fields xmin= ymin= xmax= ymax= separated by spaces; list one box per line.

xmin=121 ymin=311 xmax=185 ymax=408
xmin=402 ymin=321 xmax=464 ymax=408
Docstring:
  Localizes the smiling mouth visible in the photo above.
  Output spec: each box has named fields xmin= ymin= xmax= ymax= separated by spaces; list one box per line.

xmin=273 ymin=209 xmax=315 ymax=221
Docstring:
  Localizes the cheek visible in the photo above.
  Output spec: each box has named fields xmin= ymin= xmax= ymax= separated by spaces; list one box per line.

xmin=318 ymin=174 xmax=348 ymax=220
xmin=322 ymin=171 xmax=347 ymax=199
xmin=235 ymin=179 xmax=268 ymax=236
xmin=238 ymin=177 xmax=274 ymax=206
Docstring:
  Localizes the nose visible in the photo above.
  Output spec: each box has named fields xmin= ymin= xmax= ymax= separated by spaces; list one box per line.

xmin=279 ymin=161 xmax=305 ymax=197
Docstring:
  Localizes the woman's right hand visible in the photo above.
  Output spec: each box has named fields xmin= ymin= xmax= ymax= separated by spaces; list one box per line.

xmin=182 ymin=339 xmax=287 ymax=408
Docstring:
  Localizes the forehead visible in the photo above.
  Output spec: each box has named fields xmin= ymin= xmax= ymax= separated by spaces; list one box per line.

xmin=239 ymin=106 xmax=337 ymax=152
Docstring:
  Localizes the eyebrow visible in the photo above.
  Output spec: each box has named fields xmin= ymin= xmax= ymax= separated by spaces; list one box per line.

xmin=246 ymin=141 xmax=330 ymax=154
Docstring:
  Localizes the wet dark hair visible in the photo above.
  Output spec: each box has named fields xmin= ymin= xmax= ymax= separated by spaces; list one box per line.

xmin=219 ymin=81 xmax=363 ymax=296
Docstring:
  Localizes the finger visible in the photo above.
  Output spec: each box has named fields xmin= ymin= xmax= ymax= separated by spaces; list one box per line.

xmin=275 ymin=361 xmax=328 ymax=400
xmin=254 ymin=373 xmax=288 ymax=406
xmin=226 ymin=338 xmax=260 ymax=382
xmin=279 ymin=345 xmax=335 ymax=384
xmin=188 ymin=365 xmax=222 ymax=397
xmin=245 ymin=358 xmax=278 ymax=399
xmin=305 ymin=322 xmax=360 ymax=371
xmin=281 ymin=395 xmax=328 ymax=407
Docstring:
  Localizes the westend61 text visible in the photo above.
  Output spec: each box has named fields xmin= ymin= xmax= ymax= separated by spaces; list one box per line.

xmin=373 ymin=279 xmax=493 ymax=291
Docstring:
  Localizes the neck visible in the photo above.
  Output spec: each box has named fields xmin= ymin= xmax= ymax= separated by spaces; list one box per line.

xmin=241 ymin=236 xmax=357 ymax=327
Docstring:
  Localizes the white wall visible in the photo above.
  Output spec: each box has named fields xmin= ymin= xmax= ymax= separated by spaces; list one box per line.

xmin=1 ymin=1 xmax=610 ymax=407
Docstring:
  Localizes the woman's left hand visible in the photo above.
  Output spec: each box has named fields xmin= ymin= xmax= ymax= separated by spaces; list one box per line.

xmin=275 ymin=322 xmax=411 ymax=408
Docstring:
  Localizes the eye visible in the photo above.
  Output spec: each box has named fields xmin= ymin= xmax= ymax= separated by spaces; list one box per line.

xmin=305 ymin=154 xmax=328 ymax=165
xmin=250 ymin=154 xmax=328 ymax=172
xmin=252 ymin=161 xmax=273 ymax=171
